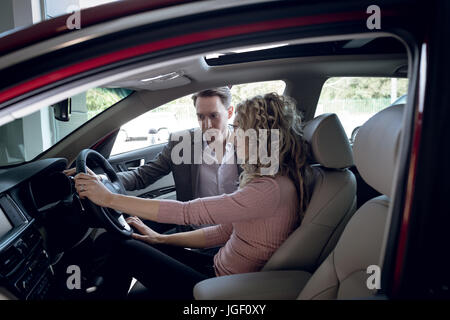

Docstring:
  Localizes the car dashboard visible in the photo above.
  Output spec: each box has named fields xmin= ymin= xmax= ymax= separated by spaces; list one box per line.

xmin=0 ymin=158 xmax=82 ymax=300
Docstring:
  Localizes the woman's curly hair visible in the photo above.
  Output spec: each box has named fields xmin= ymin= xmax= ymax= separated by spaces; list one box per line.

xmin=234 ymin=92 xmax=310 ymax=217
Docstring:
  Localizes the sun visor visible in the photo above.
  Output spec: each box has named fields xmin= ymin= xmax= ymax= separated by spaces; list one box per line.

xmin=144 ymin=75 xmax=191 ymax=91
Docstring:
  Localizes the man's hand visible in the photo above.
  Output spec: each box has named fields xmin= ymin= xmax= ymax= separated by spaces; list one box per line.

xmin=64 ymin=166 xmax=104 ymax=182
xmin=126 ymin=216 xmax=166 ymax=245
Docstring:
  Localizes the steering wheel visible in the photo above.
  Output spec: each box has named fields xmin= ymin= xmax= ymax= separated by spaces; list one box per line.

xmin=76 ymin=149 xmax=132 ymax=238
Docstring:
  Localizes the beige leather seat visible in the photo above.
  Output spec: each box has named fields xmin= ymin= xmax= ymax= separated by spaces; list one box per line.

xmin=262 ymin=113 xmax=356 ymax=273
xmin=194 ymin=104 xmax=404 ymax=300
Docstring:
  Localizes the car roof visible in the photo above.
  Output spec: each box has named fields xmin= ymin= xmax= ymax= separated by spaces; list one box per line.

xmin=0 ymin=0 xmax=411 ymax=162
xmin=0 ymin=0 xmax=196 ymax=56
xmin=0 ymin=0 xmax=410 ymax=109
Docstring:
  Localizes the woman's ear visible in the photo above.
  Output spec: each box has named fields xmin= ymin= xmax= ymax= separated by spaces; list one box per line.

xmin=228 ymin=106 xmax=234 ymax=119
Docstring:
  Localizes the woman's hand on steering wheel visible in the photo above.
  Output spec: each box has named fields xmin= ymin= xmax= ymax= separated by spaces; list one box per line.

xmin=64 ymin=166 xmax=102 ymax=182
xmin=74 ymin=172 xmax=114 ymax=207
xmin=71 ymin=149 xmax=132 ymax=237
xmin=126 ymin=216 xmax=165 ymax=245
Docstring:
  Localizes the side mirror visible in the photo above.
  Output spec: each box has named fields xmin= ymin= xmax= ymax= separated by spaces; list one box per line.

xmin=52 ymin=98 xmax=71 ymax=122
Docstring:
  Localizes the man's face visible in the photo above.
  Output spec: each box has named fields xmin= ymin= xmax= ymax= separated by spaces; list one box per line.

xmin=195 ymin=96 xmax=232 ymax=141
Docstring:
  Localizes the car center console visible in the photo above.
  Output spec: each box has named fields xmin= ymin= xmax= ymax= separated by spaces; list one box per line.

xmin=0 ymin=194 xmax=53 ymax=300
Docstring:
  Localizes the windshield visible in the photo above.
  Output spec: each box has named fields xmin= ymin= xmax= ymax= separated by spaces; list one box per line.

xmin=0 ymin=87 xmax=133 ymax=167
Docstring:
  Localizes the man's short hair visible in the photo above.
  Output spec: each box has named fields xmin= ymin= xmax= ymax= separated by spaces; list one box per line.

xmin=192 ymin=87 xmax=232 ymax=109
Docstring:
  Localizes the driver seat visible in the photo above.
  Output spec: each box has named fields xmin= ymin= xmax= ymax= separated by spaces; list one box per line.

xmin=262 ymin=112 xmax=356 ymax=273
xmin=194 ymin=104 xmax=404 ymax=299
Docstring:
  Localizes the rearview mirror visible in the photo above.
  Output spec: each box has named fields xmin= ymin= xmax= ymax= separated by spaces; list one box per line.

xmin=52 ymin=98 xmax=71 ymax=122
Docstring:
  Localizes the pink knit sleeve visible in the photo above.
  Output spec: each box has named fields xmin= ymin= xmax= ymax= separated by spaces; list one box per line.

xmin=156 ymin=177 xmax=280 ymax=225
xmin=202 ymin=224 xmax=233 ymax=248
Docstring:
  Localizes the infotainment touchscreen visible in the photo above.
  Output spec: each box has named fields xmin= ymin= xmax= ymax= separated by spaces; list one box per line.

xmin=0 ymin=206 xmax=13 ymax=238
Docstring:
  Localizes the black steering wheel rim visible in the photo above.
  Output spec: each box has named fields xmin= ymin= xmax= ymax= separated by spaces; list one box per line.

xmin=76 ymin=149 xmax=132 ymax=238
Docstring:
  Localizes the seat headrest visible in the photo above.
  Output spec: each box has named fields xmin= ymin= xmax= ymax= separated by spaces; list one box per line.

xmin=353 ymin=104 xmax=404 ymax=197
xmin=303 ymin=113 xmax=353 ymax=169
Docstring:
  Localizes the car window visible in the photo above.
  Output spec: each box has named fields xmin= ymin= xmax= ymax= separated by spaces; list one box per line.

xmin=110 ymin=80 xmax=285 ymax=156
xmin=0 ymin=88 xmax=133 ymax=167
xmin=315 ymin=77 xmax=408 ymax=140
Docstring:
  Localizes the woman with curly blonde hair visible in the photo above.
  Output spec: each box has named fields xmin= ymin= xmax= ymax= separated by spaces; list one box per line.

xmin=74 ymin=93 xmax=311 ymax=299
xmin=234 ymin=93 xmax=310 ymax=216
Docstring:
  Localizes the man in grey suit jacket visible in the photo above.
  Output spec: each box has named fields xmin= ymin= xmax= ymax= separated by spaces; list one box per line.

xmin=116 ymin=87 xmax=243 ymax=235
xmin=117 ymin=127 xmax=242 ymax=202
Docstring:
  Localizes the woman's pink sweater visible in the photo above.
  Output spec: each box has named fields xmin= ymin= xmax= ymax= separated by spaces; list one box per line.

xmin=157 ymin=175 xmax=300 ymax=276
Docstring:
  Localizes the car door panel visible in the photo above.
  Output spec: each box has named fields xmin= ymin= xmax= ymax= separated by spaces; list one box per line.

xmin=108 ymin=143 xmax=176 ymax=200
